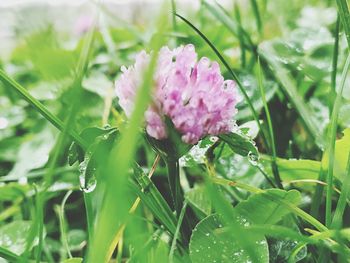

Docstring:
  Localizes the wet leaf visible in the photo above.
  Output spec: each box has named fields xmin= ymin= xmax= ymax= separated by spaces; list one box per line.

xmin=189 ymin=214 xmax=269 ymax=263
xmin=0 ymin=221 xmax=37 ymax=255
xmin=235 ymin=189 xmax=302 ymax=225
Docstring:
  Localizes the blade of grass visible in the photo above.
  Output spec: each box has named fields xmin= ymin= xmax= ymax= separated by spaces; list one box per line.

xmin=203 ymin=1 xmax=255 ymax=53
xmin=86 ymin=9 xmax=168 ymax=262
xmin=259 ymin=43 xmax=326 ymax=148
xmin=332 ymin=151 xmax=350 ymax=228
xmin=55 ymin=190 xmax=73 ymax=260
xmin=336 ymin=0 xmax=350 ymax=47
xmin=0 ymin=70 xmax=87 ymax=150
xmin=250 ymin=0 xmax=262 ymax=34
xmin=233 ymin=2 xmax=246 ymax=67
xmin=257 ymin=57 xmax=283 ymax=188
xmin=169 ymin=201 xmax=188 ymax=263
xmin=325 ymin=54 xmax=350 ymax=227
xmin=331 ymin=15 xmax=340 ymax=96
xmin=170 ymin=0 xmax=177 ymax=30
xmin=21 ymin=15 xmax=97 ymax=263
xmin=310 ymin=165 xmax=325 ymax=219
xmin=0 ymin=246 xmax=20 ymax=263
xmin=105 ymin=155 xmax=160 ymax=261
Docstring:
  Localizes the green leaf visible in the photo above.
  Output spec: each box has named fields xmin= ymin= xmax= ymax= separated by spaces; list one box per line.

xmin=264 ymin=157 xmax=320 ymax=182
xmin=189 ymin=214 xmax=269 ymax=263
xmin=179 ymin=138 xmax=213 ymax=167
xmin=185 ymin=186 xmax=212 ymax=218
xmin=68 ymin=229 xmax=86 ymax=251
xmin=4 ymin=127 xmax=55 ymax=181
xmin=267 ymin=216 xmax=307 ymax=263
xmin=323 ymin=128 xmax=350 ymax=180
xmin=68 ymin=126 xmax=118 ymax=165
xmin=219 ymin=132 xmax=259 ymax=158
xmin=62 ymin=258 xmax=83 ymax=263
xmin=0 ymin=183 xmax=30 ymax=201
xmin=131 ymin=164 xmax=178 ymax=237
xmin=235 ymin=189 xmax=302 ymax=225
xmin=0 ymin=221 xmax=36 ymax=255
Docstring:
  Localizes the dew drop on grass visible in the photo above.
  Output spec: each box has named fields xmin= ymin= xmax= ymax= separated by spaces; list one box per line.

xmin=79 ymin=174 xmax=97 ymax=193
xmin=247 ymin=151 xmax=259 ymax=166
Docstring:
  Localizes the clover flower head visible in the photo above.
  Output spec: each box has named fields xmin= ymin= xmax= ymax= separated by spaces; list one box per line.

xmin=115 ymin=44 xmax=238 ymax=144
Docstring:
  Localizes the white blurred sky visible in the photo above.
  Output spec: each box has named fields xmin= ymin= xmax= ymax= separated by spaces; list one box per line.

xmin=0 ymin=0 xmax=232 ymax=8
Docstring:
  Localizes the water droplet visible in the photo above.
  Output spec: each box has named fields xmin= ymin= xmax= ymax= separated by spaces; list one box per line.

xmin=247 ymin=151 xmax=259 ymax=166
xmin=79 ymin=174 xmax=97 ymax=193
xmin=205 ymin=233 xmax=210 ymax=237
xmin=79 ymin=158 xmax=97 ymax=193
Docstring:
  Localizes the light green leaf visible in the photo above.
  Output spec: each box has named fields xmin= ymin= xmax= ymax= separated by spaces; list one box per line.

xmin=219 ymin=131 xmax=259 ymax=158
xmin=0 ymin=221 xmax=36 ymax=255
xmin=185 ymin=186 xmax=212 ymax=217
xmin=264 ymin=157 xmax=321 ymax=182
xmin=62 ymin=258 xmax=83 ymax=263
xmin=189 ymin=214 xmax=269 ymax=263
xmin=235 ymin=189 xmax=302 ymax=224
xmin=322 ymin=128 xmax=350 ymax=180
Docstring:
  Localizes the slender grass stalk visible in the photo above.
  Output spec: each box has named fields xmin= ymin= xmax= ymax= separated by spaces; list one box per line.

xmin=169 ymin=201 xmax=188 ymax=263
xmin=56 ymin=190 xmax=73 ymax=259
xmin=250 ymin=0 xmax=262 ymax=34
xmin=259 ymin=44 xmax=326 ymax=148
xmin=166 ymin=158 xmax=183 ymax=217
xmin=331 ymin=16 xmax=340 ymax=95
xmin=336 ymin=0 xmax=350 ymax=48
xmin=34 ymin=191 xmax=44 ymax=263
xmin=332 ymin=151 xmax=350 ymax=228
xmin=86 ymin=9 xmax=167 ymax=262
xmin=0 ymin=246 xmax=20 ymax=263
xmin=0 ymin=70 xmax=87 ymax=149
xmin=310 ymin=165 xmax=326 ymax=219
xmin=105 ymin=155 xmax=160 ymax=261
xmin=170 ymin=0 xmax=177 ymax=30
xmin=325 ymin=54 xmax=350 ymax=227
xmin=233 ymin=3 xmax=246 ymax=67
xmin=257 ymin=57 xmax=283 ymax=188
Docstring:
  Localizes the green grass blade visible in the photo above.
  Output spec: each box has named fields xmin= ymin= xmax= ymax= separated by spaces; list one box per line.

xmin=250 ymin=0 xmax=262 ymax=34
xmin=336 ymin=0 xmax=350 ymax=48
xmin=169 ymin=201 xmax=188 ymax=263
xmin=259 ymin=44 xmax=326 ymax=148
xmin=170 ymin=0 xmax=177 ymax=30
xmin=257 ymin=57 xmax=283 ymax=188
xmin=331 ymin=16 xmax=340 ymax=95
xmin=233 ymin=2 xmax=247 ymax=67
xmin=203 ymin=1 xmax=255 ymax=51
xmin=325 ymin=54 xmax=350 ymax=227
xmin=86 ymin=9 xmax=168 ymax=262
xmin=55 ymin=190 xmax=74 ymax=259
xmin=132 ymin=164 xmax=178 ymax=236
xmin=0 ymin=246 xmax=20 ymax=263
xmin=332 ymin=151 xmax=350 ymax=228
xmin=0 ymin=70 xmax=87 ymax=149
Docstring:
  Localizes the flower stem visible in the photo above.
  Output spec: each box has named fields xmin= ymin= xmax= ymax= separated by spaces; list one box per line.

xmin=166 ymin=157 xmax=184 ymax=217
